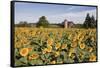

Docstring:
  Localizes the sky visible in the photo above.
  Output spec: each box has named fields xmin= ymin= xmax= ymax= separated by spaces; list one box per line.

xmin=15 ymin=2 xmax=97 ymax=24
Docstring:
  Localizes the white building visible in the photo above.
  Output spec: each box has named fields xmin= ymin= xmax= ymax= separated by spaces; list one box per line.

xmin=63 ymin=19 xmax=74 ymax=28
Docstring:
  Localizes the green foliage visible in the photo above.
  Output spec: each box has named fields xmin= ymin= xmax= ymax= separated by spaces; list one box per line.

xmin=83 ymin=13 xmax=96 ymax=28
xmin=16 ymin=21 xmax=28 ymax=27
xmin=37 ymin=16 xmax=49 ymax=27
xmin=19 ymin=57 xmax=28 ymax=64
xmin=29 ymin=59 xmax=43 ymax=65
xmin=74 ymin=24 xmax=83 ymax=28
xmin=90 ymin=15 xmax=96 ymax=28
xmin=15 ymin=28 xmax=97 ymax=66
xmin=15 ymin=59 xmax=24 ymax=66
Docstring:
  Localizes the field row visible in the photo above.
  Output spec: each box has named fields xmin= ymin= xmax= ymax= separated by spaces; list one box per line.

xmin=14 ymin=27 xmax=97 ymax=66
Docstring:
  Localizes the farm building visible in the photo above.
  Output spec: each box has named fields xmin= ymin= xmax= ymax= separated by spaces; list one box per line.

xmin=62 ymin=19 xmax=74 ymax=28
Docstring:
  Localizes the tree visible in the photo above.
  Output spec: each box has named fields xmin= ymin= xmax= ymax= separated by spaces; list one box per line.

xmin=36 ymin=16 xmax=49 ymax=27
xmin=83 ymin=13 xmax=91 ymax=28
xmin=19 ymin=21 xmax=28 ymax=27
xmin=90 ymin=15 xmax=96 ymax=28
xmin=83 ymin=13 xmax=96 ymax=28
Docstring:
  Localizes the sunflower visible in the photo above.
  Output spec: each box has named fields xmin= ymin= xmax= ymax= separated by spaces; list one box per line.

xmin=79 ymin=36 xmax=84 ymax=42
xmin=68 ymin=48 xmax=76 ymax=57
xmin=89 ymin=53 xmax=96 ymax=61
xmin=47 ymin=38 xmax=53 ymax=46
xmin=77 ymin=33 xmax=81 ymax=40
xmin=71 ymin=41 xmax=77 ymax=48
xmin=55 ymin=51 xmax=60 ymax=57
xmin=42 ymin=48 xmax=48 ymax=54
xmin=70 ymin=53 xmax=76 ymax=59
xmin=68 ymin=52 xmax=72 ymax=57
xmin=20 ymin=48 xmax=29 ymax=57
xmin=69 ymin=48 xmax=75 ymax=53
xmin=50 ymin=60 xmax=56 ymax=64
xmin=20 ymin=37 xmax=28 ymax=45
xmin=31 ymin=31 xmax=36 ymax=36
xmin=79 ymin=43 xmax=85 ymax=49
xmin=88 ymin=47 xmax=93 ymax=52
xmin=79 ymin=52 xmax=84 ymax=59
xmin=42 ymin=45 xmax=52 ymax=54
xmin=61 ymin=44 xmax=67 ymax=49
xmin=15 ymin=42 xmax=21 ymax=48
xmin=28 ymin=53 xmax=39 ymax=60
xmin=91 ymin=37 xmax=95 ymax=41
xmin=68 ymin=34 xmax=72 ymax=39
xmin=47 ymin=45 xmax=52 ymax=52
xmin=55 ymin=43 xmax=61 ymax=50
xmin=73 ymin=37 xmax=77 ymax=42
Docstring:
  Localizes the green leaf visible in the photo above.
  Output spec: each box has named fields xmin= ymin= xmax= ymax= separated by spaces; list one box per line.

xmin=29 ymin=51 xmax=39 ymax=56
xmin=28 ymin=59 xmax=43 ymax=65
xmin=31 ymin=40 xmax=41 ymax=46
xmin=40 ymin=54 xmax=45 ymax=60
xmin=57 ymin=57 xmax=62 ymax=64
xmin=66 ymin=58 xmax=74 ymax=63
xmin=28 ymin=60 xmax=35 ymax=65
xmin=36 ymin=59 xmax=43 ymax=65
xmin=15 ymin=48 xmax=19 ymax=56
xmin=45 ymin=53 xmax=50 ymax=59
xmin=15 ymin=60 xmax=23 ymax=66
xmin=19 ymin=57 xmax=27 ymax=64
xmin=63 ymin=53 xmax=68 ymax=63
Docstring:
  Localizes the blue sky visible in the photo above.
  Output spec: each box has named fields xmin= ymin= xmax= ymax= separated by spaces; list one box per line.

xmin=15 ymin=2 xmax=97 ymax=24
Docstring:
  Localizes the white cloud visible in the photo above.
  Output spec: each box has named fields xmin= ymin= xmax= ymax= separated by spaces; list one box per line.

xmin=47 ymin=9 xmax=96 ymax=24
xmin=15 ymin=8 xmax=96 ymax=24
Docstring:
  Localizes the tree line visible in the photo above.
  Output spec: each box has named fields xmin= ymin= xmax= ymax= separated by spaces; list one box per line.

xmin=15 ymin=13 xmax=97 ymax=28
xmin=83 ymin=13 xmax=97 ymax=28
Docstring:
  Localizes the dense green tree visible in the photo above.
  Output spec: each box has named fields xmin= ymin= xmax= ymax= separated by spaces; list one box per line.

xmin=90 ymin=15 xmax=96 ymax=28
xmin=83 ymin=13 xmax=91 ymax=28
xmin=83 ymin=13 xmax=96 ymax=28
xmin=36 ymin=16 xmax=49 ymax=27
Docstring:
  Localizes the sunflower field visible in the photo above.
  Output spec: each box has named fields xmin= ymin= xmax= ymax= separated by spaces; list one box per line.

xmin=14 ymin=27 xmax=97 ymax=66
